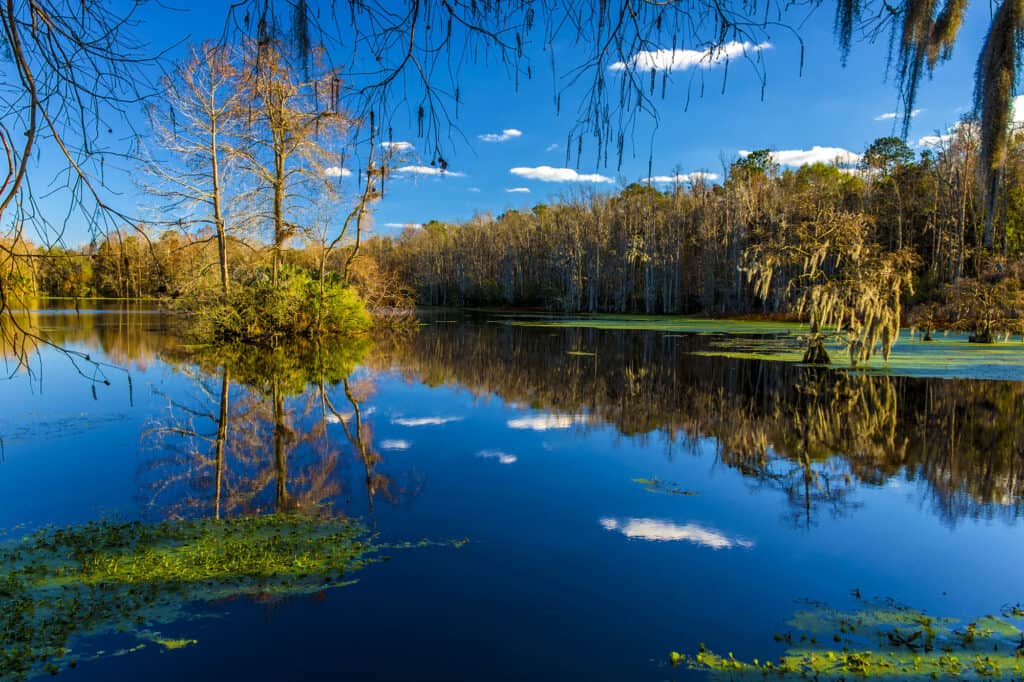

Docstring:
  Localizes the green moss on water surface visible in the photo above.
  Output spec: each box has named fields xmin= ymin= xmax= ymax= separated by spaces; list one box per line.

xmin=507 ymin=315 xmax=1024 ymax=381
xmin=677 ymin=598 xmax=1024 ymax=679
xmin=148 ymin=637 xmax=197 ymax=651
xmin=506 ymin=314 xmax=806 ymax=336
xmin=632 ymin=477 xmax=698 ymax=496
xmin=0 ymin=514 xmax=389 ymax=679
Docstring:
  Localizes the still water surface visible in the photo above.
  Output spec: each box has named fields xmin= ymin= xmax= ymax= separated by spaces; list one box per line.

xmin=2 ymin=305 xmax=1023 ymax=680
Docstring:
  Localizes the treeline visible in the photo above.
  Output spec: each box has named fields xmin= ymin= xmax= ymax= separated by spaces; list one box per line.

xmin=1 ymin=37 xmax=416 ymax=342
xmin=370 ymin=128 xmax=1024 ymax=327
xmin=9 ymin=230 xmax=405 ymax=311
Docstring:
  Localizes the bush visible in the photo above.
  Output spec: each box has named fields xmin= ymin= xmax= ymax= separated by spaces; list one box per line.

xmin=183 ymin=266 xmax=371 ymax=343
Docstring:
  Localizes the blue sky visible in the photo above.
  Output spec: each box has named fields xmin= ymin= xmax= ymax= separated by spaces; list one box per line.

xmin=21 ymin=1 xmax=996 ymax=243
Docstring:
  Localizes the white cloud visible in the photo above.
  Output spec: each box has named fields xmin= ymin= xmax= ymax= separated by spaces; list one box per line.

xmin=506 ymin=413 xmax=588 ymax=431
xmin=380 ymin=439 xmax=412 ymax=450
xmin=468 ymin=187 xmax=481 ymax=192
xmin=644 ymin=171 xmax=719 ymax=184
xmin=739 ymin=146 xmax=861 ymax=167
xmin=506 ymin=187 xmax=531 ymax=193
xmin=392 ymin=416 xmax=464 ymax=427
xmin=478 ymin=128 xmax=523 ymax=143
xmin=546 ymin=143 xmax=560 ymax=152
xmin=509 ymin=166 xmax=614 ymax=183
xmin=600 ymin=517 xmax=754 ymax=550
xmin=875 ymin=109 xmax=922 ymax=121
xmin=324 ymin=166 xmax=352 ymax=178
xmin=382 ymin=141 xmax=413 ymax=151
xmin=917 ymin=120 xmax=977 ymax=148
xmin=384 ymin=222 xmax=423 ymax=229
xmin=917 ymin=134 xmax=950 ymax=148
xmin=476 ymin=449 xmax=517 ymax=464
xmin=395 ymin=165 xmax=466 ymax=177
xmin=840 ymin=167 xmax=877 ymax=178
xmin=1014 ymin=96 xmax=1024 ymax=124
xmin=325 ymin=412 xmax=352 ymax=424
xmin=610 ymin=41 xmax=771 ymax=72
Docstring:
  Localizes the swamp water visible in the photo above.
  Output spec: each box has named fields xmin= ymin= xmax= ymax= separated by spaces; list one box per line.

xmin=2 ymin=305 xmax=1024 ymax=680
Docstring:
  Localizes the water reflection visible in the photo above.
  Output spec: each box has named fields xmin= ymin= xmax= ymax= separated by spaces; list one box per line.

xmin=10 ymin=307 xmax=1024 ymax=529
xmin=476 ymin=449 xmax=518 ymax=464
xmin=506 ymin=413 xmax=590 ymax=431
xmin=392 ymin=415 xmax=463 ymax=427
xmin=599 ymin=517 xmax=754 ymax=549
xmin=368 ymin=320 xmax=1024 ymax=526
xmin=3 ymin=303 xmax=172 ymax=372
xmin=141 ymin=338 xmax=411 ymax=521
xmin=7 ymin=307 xmax=1024 ymax=680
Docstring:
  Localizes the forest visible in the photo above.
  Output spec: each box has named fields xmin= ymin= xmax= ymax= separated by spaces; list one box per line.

xmin=1 ymin=0 xmax=1024 ymax=365
xmin=8 ymin=125 xmax=1024 ymax=363
xmin=370 ymin=131 xmax=1024 ymax=332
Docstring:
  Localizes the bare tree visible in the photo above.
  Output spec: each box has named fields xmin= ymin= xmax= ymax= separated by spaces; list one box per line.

xmin=0 ymin=0 xmax=158 ymax=372
xmin=144 ymin=43 xmax=243 ymax=295
xmin=232 ymin=41 xmax=349 ymax=286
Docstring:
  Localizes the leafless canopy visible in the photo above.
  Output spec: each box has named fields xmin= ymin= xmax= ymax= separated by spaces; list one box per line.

xmin=222 ymin=0 xmax=798 ymax=175
xmin=0 ymin=0 xmax=159 ymax=374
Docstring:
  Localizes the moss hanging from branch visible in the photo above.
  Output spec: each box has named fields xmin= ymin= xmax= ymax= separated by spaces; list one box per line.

xmin=743 ymin=209 xmax=918 ymax=365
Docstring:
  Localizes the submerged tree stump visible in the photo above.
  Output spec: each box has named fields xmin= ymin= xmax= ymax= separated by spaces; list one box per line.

xmin=803 ymin=337 xmax=831 ymax=364
xmin=969 ymin=329 xmax=995 ymax=343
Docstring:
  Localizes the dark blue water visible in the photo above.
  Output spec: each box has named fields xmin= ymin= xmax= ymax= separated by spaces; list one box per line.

xmin=2 ymin=306 xmax=1023 ymax=680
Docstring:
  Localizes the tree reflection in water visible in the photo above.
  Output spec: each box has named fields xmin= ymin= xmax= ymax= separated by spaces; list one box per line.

xmin=142 ymin=336 xmax=414 ymax=521
xmin=11 ymin=307 xmax=1024 ymax=527
xmin=368 ymin=320 xmax=1024 ymax=527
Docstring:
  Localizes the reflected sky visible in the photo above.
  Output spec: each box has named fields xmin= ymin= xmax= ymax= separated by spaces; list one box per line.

xmin=506 ymin=413 xmax=590 ymax=431
xmin=3 ymin=309 xmax=1024 ymax=681
xmin=391 ymin=415 xmax=464 ymax=427
xmin=476 ymin=449 xmax=518 ymax=464
xmin=600 ymin=517 xmax=754 ymax=550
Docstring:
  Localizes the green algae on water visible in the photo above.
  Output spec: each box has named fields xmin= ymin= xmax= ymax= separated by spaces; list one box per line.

xmin=676 ymin=598 xmax=1024 ymax=678
xmin=505 ymin=314 xmax=806 ymax=336
xmin=632 ymin=477 xmax=698 ymax=496
xmin=507 ymin=315 xmax=1024 ymax=381
xmin=0 ymin=514 xmax=386 ymax=679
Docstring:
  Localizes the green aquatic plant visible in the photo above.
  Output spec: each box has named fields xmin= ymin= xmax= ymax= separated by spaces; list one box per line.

xmin=632 ymin=478 xmax=698 ymax=496
xmin=505 ymin=315 xmax=808 ymax=336
xmin=0 ymin=514 xmax=392 ymax=679
xmin=506 ymin=314 xmax=1024 ymax=381
xmin=147 ymin=636 xmax=198 ymax=651
xmin=676 ymin=598 xmax=1024 ymax=678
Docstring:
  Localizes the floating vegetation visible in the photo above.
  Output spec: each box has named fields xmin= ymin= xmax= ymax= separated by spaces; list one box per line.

xmin=690 ymin=335 xmax=805 ymax=364
xmin=145 ymin=635 xmax=197 ymax=651
xmin=505 ymin=316 xmax=1024 ymax=381
xmin=506 ymin=315 xmax=805 ymax=336
xmin=696 ymin=332 xmax=1024 ymax=381
xmin=566 ymin=350 xmax=596 ymax=356
xmin=632 ymin=477 xmax=698 ymax=496
xmin=675 ymin=598 xmax=1024 ymax=678
xmin=0 ymin=514 xmax=395 ymax=679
